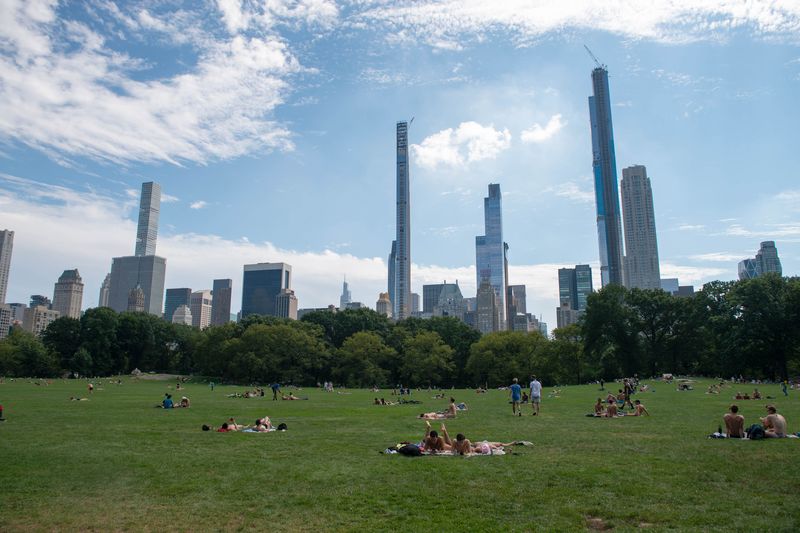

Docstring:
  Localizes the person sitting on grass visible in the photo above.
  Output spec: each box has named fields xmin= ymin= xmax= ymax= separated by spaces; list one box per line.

xmin=752 ymin=389 xmax=762 ymax=400
xmin=422 ymin=421 xmax=451 ymax=453
xmin=723 ymin=404 xmax=744 ymax=438
xmin=162 ymin=393 xmax=174 ymax=409
xmin=762 ymin=405 xmax=787 ymax=438
xmin=177 ymin=396 xmax=190 ymax=408
xmin=418 ymin=398 xmax=457 ymax=419
xmin=742 ymin=392 xmax=751 ymax=400
xmin=594 ymin=398 xmax=604 ymax=416
xmin=251 ymin=417 xmax=272 ymax=432
xmin=374 ymin=397 xmax=381 ymax=405
xmin=603 ymin=399 xmax=618 ymax=417
xmin=630 ymin=399 xmax=649 ymax=416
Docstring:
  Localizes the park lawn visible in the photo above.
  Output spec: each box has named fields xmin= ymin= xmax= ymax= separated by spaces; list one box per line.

xmin=1 ymin=377 xmax=799 ymax=532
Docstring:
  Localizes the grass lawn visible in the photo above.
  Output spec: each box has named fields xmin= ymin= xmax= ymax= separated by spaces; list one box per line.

xmin=1 ymin=376 xmax=799 ymax=532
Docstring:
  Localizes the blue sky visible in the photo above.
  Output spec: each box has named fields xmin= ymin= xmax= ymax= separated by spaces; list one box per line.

xmin=1 ymin=0 xmax=799 ymax=328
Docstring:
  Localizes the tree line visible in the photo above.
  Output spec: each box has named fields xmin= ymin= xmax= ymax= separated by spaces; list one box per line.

xmin=1 ymin=274 xmax=798 ymax=386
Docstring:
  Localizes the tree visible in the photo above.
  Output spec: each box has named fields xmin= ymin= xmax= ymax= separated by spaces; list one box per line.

xmin=466 ymin=331 xmax=548 ymax=387
xmin=400 ymin=331 xmax=454 ymax=386
xmin=41 ymin=317 xmax=81 ymax=370
xmin=335 ymin=332 xmax=394 ymax=387
xmin=79 ymin=307 xmax=119 ymax=376
xmin=582 ymin=285 xmax=641 ymax=378
xmin=302 ymin=308 xmax=391 ymax=348
xmin=1 ymin=329 xmax=58 ymax=377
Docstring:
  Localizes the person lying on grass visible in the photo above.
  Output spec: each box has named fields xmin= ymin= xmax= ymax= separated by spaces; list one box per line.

xmin=762 ymin=405 xmax=787 ymax=438
xmin=422 ymin=421 xmax=451 ymax=453
xmin=249 ymin=417 xmax=272 ymax=432
xmin=630 ymin=399 xmax=649 ymax=416
xmin=723 ymin=404 xmax=745 ymax=438
xmin=175 ymin=396 xmax=190 ymax=408
xmin=418 ymin=398 xmax=457 ymax=419
xmin=282 ymin=393 xmax=308 ymax=400
xmin=430 ymin=423 xmax=515 ymax=455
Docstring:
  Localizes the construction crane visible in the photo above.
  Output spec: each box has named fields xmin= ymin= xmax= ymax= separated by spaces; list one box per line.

xmin=583 ymin=45 xmax=605 ymax=69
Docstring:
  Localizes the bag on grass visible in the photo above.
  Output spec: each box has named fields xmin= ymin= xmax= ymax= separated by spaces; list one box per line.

xmin=277 ymin=423 xmax=288 ymax=431
xmin=397 ymin=443 xmax=422 ymax=456
xmin=746 ymin=424 xmax=765 ymax=440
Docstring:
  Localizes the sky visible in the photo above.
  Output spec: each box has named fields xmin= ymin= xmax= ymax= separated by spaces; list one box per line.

xmin=1 ymin=0 xmax=799 ymax=329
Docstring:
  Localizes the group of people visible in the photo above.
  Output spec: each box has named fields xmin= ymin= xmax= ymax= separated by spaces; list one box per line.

xmin=592 ymin=397 xmax=649 ymax=417
xmin=723 ymin=404 xmax=788 ymax=438
xmin=203 ymin=416 xmax=279 ymax=433
xmin=509 ymin=376 xmax=541 ymax=416
xmin=418 ymin=397 xmax=459 ymax=419
xmin=159 ymin=393 xmax=190 ymax=409
xmin=421 ymin=421 xmax=512 ymax=455
xmin=734 ymin=390 xmax=763 ymax=400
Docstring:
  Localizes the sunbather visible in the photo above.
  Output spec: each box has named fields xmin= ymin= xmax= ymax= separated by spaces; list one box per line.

xmin=630 ymin=399 xmax=649 ymax=416
xmin=422 ymin=421 xmax=451 ymax=453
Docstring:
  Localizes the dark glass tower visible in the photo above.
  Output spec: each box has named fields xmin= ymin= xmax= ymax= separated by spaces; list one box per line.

xmin=588 ymin=67 xmax=625 ymax=287
xmin=395 ymin=121 xmax=411 ymax=320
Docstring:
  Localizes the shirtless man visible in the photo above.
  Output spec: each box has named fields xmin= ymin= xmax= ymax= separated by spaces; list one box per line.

xmin=593 ymin=398 xmax=604 ymax=416
xmin=423 ymin=421 xmax=451 ymax=453
xmin=604 ymin=399 xmax=618 ymax=417
xmin=630 ymin=399 xmax=649 ymax=416
xmin=723 ymin=404 xmax=745 ymax=438
xmin=761 ymin=405 xmax=787 ymax=438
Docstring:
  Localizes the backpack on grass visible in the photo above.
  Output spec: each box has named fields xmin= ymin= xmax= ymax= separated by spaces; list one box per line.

xmin=746 ymin=424 xmax=765 ymax=440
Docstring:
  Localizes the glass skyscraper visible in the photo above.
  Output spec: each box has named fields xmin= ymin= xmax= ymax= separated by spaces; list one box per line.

xmin=395 ymin=121 xmax=411 ymax=320
xmin=588 ymin=66 xmax=625 ymax=287
xmin=241 ymin=262 xmax=292 ymax=318
xmin=738 ymin=241 xmax=782 ymax=280
xmin=388 ymin=240 xmax=396 ymax=314
xmin=135 ymin=182 xmax=161 ymax=257
xmin=165 ymin=288 xmax=192 ymax=323
xmin=621 ymin=165 xmax=661 ymax=289
xmin=475 ymin=183 xmax=506 ymax=330
xmin=0 ymin=229 xmax=13 ymax=304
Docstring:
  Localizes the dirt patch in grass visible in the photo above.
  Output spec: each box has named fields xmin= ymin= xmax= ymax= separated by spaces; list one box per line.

xmin=586 ymin=515 xmax=612 ymax=530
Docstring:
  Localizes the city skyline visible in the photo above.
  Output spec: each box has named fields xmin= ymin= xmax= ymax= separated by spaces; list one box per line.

xmin=1 ymin=2 xmax=799 ymax=329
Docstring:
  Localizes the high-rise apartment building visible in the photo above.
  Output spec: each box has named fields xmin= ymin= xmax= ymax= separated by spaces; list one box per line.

xmin=387 ymin=241 xmax=397 ymax=313
xmin=164 ymin=288 xmax=192 ymax=322
xmin=475 ymin=183 xmax=506 ymax=331
xmin=98 ymin=273 xmax=111 ymax=307
xmin=476 ymin=277 xmax=499 ymax=334
xmin=0 ymin=229 xmax=13 ymax=304
xmin=190 ymin=290 xmax=212 ymax=329
xmin=52 ymin=269 xmax=84 ymax=319
xmin=0 ymin=305 xmax=11 ymax=339
xmin=557 ymin=265 xmax=593 ymax=329
xmin=210 ymin=279 xmax=232 ymax=326
xmin=241 ymin=262 xmax=292 ymax=318
xmin=588 ymin=66 xmax=625 ymax=287
xmin=108 ymin=182 xmax=166 ymax=316
xmin=23 ymin=305 xmax=60 ymax=335
xmin=395 ymin=121 xmax=411 ymax=320
xmin=135 ymin=182 xmax=161 ymax=257
xmin=376 ymin=292 xmax=392 ymax=318
xmin=738 ymin=241 xmax=783 ymax=280
xmin=621 ymin=165 xmax=661 ymax=289
xmin=340 ymin=278 xmax=352 ymax=310
xmin=275 ymin=288 xmax=298 ymax=320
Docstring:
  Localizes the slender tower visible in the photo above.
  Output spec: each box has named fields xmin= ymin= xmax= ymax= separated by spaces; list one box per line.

xmin=0 ymin=229 xmax=13 ymax=304
xmin=475 ymin=184 xmax=506 ymax=330
xmin=621 ymin=165 xmax=661 ymax=289
xmin=135 ymin=181 xmax=161 ymax=256
xmin=588 ymin=65 xmax=625 ymax=287
xmin=395 ymin=121 xmax=411 ymax=320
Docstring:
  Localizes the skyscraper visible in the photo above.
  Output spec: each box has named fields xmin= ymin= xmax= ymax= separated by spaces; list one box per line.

xmin=376 ymin=292 xmax=392 ymax=318
xmin=388 ymin=240 xmax=396 ymax=314
xmin=275 ymin=288 xmax=298 ymax=319
xmin=476 ymin=277 xmax=499 ymax=334
xmin=621 ymin=165 xmax=661 ymax=289
xmin=557 ymin=265 xmax=593 ymax=329
xmin=190 ymin=290 xmax=212 ymax=329
xmin=135 ymin=182 xmax=161 ymax=256
xmin=98 ymin=273 xmax=111 ymax=307
xmin=164 ymin=288 xmax=192 ymax=322
xmin=738 ymin=241 xmax=783 ymax=280
xmin=108 ymin=181 xmax=166 ymax=316
xmin=52 ymin=269 xmax=84 ymax=319
xmin=0 ymin=305 xmax=11 ymax=339
xmin=475 ymin=183 xmax=506 ymax=331
xmin=588 ymin=66 xmax=625 ymax=287
xmin=127 ymin=285 xmax=145 ymax=312
xmin=241 ymin=262 xmax=292 ymax=318
xmin=210 ymin=279 xmax=232 ymax=326
xmin=340 ymin=278 xmax=352 ymax=310
xmin=0 ymin=229 xmax=13 ymax=304
xmin=395 ymin=121 xmax=411 ymax=320
xmin=507 ymin=284 xmax=527 ymax=330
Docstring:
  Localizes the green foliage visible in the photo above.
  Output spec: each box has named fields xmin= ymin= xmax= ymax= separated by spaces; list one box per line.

xmin=335 ymin=332 xmax=394 ymax=387
xmin=466 ymin=331 xmax=547 ymax=387
xmin=0 ymin=329 xmax=59 ymax=377
xmin=399 ymin=331 xmax=455 ymax=386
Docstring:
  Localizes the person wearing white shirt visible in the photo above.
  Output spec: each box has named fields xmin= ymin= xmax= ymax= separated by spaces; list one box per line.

xmin=529 ymin=376 xmax=542 ymax=416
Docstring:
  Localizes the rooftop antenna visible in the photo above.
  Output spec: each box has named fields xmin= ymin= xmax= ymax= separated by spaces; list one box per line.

xmin=583 ymin=45 xmax=605 ymax=69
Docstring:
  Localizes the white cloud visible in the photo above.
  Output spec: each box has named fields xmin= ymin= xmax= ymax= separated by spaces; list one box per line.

xmin=190 ymin=200 xmax=208 ymax=210
xmin=411 ymin=122 xmax=511 ymax=170
xmin=216 ymin=0 xmax=339 ymax=34
xmin=688 ymin=252 xmax=743 ymax=262
xmin=545 ymin=182 xmax=594 ymax=204
xmin=0 ymin=2 xmax=299 ymax=165
xmin=520 ymin=114 xmax=566 ymax=143
xmin=659 ymin=263 xmax=729 ymax=285
xmin=724 ymin=223 xmax=800 ymax=238
xmin=161 ymin=193 xmax=180 ymax=203
xmin=356 ymin=0 xmax=800 ymax=48
xmin=677 ymin=224 xmax=706 ymax=231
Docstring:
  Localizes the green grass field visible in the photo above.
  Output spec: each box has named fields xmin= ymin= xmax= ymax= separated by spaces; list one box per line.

xmin=1 ymin=377 xmax=799 ymax=532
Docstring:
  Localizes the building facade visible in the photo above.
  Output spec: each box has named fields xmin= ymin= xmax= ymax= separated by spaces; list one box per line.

xmin=23 ymin=305 xmax=60 ymax=335
xmin=507 ymin=284 xmax=527 ymax=331
xmin=738 ymin=241 xmax=783 ymax=280
xmin=340 ymin=278 xmax=352 ymax=310
xmin=387 ymin=240 xmax=396 ymax=316
xmin=164 ymin=288 xmax=192 ymax=322
xmin=127 ymin=285 xmax=145 ymax=312
xmin=30 ymin=295 xmax=51 ymax=308
xmin=0 ymin=229 xmax=13 ymax=304
xmin=211 ymin=279 xmax=232 ymax=326
xmin=395 ymin=121 xmax=411 ymax=320
xmin=275 ymin=288 xmax=298 ymax=319
xmin=190 ymin=290 xmax=212 ymax=329
xmin=476 ymin=277 xmax=499 ymax=334
xmin=589 ymin=66 xmax=625 ymax=287
xmin=135 ymin=182 xmax=161 ymax=257
xmin=621 ymin=165 xmax=661 ymax=289
xmin=241 ymin=262 xmax=292 ymax=318
xmin=475 ymin=183 xmax=507 ymax=331
xmin=0 ymin=304 xmax=11 ymax=339
xmin=109 ymin=255 xmax=166 ymax=315
xmin=52 ymin=269 xmax=84 ymax=319
xmin=172 ymin=304 xmax=192 ymax=326
xmin=98 ymin=273 xmax=111 ymax=307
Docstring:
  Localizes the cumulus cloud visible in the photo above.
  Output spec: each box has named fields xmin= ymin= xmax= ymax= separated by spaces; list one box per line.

xmin=0 ymin=1 xmax=302 ymax=165
xmin=190 ymin=201 xmax=208 ymax=210
xmin=411 ymin=122 xmax=511 ymax=170
xmin=520 ymin=114 xmax=566 ymax=143
xmin=355 ymin=0 xmax=800 ymax=48
xmin=688 ymin=252 xmax=744 ymax=262
xmin=544 ymin=182 xmax=594 ymax=204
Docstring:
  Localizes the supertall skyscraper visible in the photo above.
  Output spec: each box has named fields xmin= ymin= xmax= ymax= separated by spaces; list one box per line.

xmin=135 ymin=182 xmax=161 ymax=256
xmin=52 ymin=269 xmax=84 ymax=319
xmin=394 ymin=121 xmax=411 ymax=320
xmin=588 ymin=66 xmax=625 ymax=287
xmin=0 ymin=229 xmax=13 ymax=304
xmin=475 ymin=183 xmax=506 ymax=330
xmin=621 ymin=165 xmax=661 ymax=289
xmin=388 ymin=240 xmax=397 ymax=313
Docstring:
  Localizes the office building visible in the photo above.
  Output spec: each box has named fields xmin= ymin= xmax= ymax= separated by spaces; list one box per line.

xmin=127 ymin=285 xmax=145 ymax=312
xmin=164 ymin=288 xmax=192 ymax=322
xmin=738 ymin=241 xmax=782 ymax=280
xmin=556 ymin=302 xmax=582 ymax=329
xmin=135 ymin=182 xmax=161 ymax=256
xmin=588 ymin=65 xmax=625 ymax=287
xmin=8 ymin=303 xmax=26 ymax=325
xmin=476 ymin=277 xmax=499 ymax=334
xmin=108 ymin=181 xmax=166 ymax=316
xmin=661 ymin=278 xmax=680 ymax=294
xmin=676 ymin=285 xmax=695 ymax=297
xmin=434 ymin=283 xmax=464 ymax=319
xmin=211 ymin=279 xmax=232 ymax=326
xmin=411 ymin=292 xmax=420 ymax=315
xmin=376 ymin=292 xmax=392 ymax=318
xmin=172 ymin=304 xmax=192 ymax=326
xmin=109 ymin=255 xmax=166 ymax=315
xmin=512 ymin=313 xmax=530 ymax=332
xmin=52 ymin=269 xmax=83 ymax=319
xmin=621 ymin=165 xmax=661 ymax=289
xmin=475 ymin=183 xmax=507 ymax=331
xmin=507 ymin=285 xmax=527 ymax=330
xmin=23 ymin=305 xmax=60 ymax=335
xmin=558 ymin=265 xmax=593 ymax=311
xmin=395 ymin=121 xmax=411 ymax=320
xmin=190 ymin=290 xmax=212 ymax=329
xmin=98 ymin=273 xmax=111 ymax=307
xmin=387 ymin=241 xmax=396 ymax=315
xmin=30 ymin=295 xmax=51 ymax=308
xmin=0 ymin=305 xmax=11 ymax=339
xmin=345 ymin=302 xmax=364 ymax=310
xmin=241 ymin=262 xmax=292 ymax=318
xmin=275 ymin=288 xmax=298 ymax=319
xmin=340 ymin=278 xmax=352 ymax=310
xmin=0 ymin=229 xmax=13 ymax=304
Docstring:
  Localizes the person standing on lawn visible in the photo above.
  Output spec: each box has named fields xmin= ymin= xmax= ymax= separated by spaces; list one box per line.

xmin=529 ymin=375 xmax=542 ymax=416
xmin=510 ymin=378 xmax=522 ymax=416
